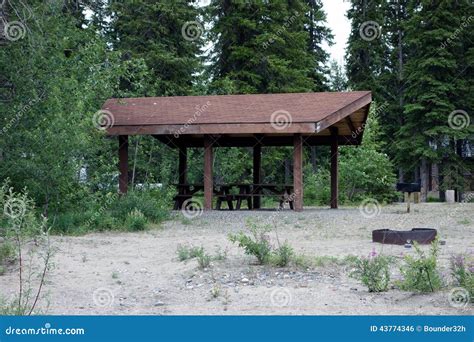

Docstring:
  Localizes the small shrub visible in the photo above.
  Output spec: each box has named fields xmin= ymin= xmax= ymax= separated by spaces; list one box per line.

xmin=271 ymin=242 xmax=294 ymax=267
xmin=112 ymin=190 xmax=170 ymax=224
xmin=124 ymin=209 xmax=147 ymax=231
xmin=0 ymin=240 xmax=15 ymax=265
xmin=176 ymin=245 xmax=211 ymax=268
xmin=229 ymin=220 xmax=272 ymax=265
xmin=176 ymin=244 xmax=191 ymax=261
xmin=350 ymin=250 xmax=391 ymax=292
xmin=213 ymin=247 xmax=227 ymax=261
xmin=210 ymin=285 xmax=221 ymax=299
xmin=450 ymin=253 xmax=474 ymax=301
xmin=196 ymin=250 xmax=211 ymax=269
xmin=399 ymin=239 xmax=443 ymax=292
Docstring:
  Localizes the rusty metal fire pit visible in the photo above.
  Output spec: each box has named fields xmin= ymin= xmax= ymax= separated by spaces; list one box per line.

xmin=372 ymin=228 xmax=437 ymax=245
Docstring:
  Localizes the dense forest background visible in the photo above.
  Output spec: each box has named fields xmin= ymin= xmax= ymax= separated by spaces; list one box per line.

xmin=0 ymin=0 xmax=472 ymax=232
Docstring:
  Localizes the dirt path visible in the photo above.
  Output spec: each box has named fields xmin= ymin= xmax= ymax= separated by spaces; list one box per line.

xmin=1 ymin=203 xmax=473 ymax=315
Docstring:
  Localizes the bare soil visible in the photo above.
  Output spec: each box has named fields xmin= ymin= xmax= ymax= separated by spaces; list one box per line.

xmin=1 ymin=203 xmax=473 ymax=315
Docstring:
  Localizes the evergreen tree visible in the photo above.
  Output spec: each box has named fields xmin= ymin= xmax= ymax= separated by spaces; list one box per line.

xmin=207 ymin=0 xmax=324 ymax=94
xmin=345 ymin=0 xmax=387 ymax=95
xmin=399 ymin=0 xmax=472 ymax=198
xmin=110 ymin=0 xmax=203 ymax=96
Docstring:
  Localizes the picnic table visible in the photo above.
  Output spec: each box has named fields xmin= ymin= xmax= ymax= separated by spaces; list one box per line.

xmin=173 ymin=183 xmax=294 ymax=210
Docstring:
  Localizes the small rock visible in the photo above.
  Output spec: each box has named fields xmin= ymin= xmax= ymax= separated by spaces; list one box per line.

xmin=154 ymin=301 xmax=166 ymax=307
xmin=241 ymin=278 xmax=249 ymax=283
xmin=350 ymin=287 xmax=358 ymax=291
xmin=0 ymin=237 xmax=5 ymax=243
xmin=283 ymin=274 xmax=290 ymax=279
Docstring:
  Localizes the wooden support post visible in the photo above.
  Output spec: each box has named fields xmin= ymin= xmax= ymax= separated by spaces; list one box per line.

xmin=330 ymin=127 xmax=338 ymax=209
xmin=204 ymin=135 xmax=213 ymax=210
xmin=293 ymin=133 xmax=303 ymax=211
xmin=253 ymin=142 xmax=261 ymax=209
xmin=178 ymin=145 xmax=187 ymax=185
xmin=118 ymin=135 xmax=129 ymax=194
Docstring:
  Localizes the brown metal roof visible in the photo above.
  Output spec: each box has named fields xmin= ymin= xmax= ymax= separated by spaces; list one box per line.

xmin=102 ymin=91 xmax=371 ymax=136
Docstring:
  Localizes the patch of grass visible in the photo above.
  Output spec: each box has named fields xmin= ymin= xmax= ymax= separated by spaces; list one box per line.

xmin=0 ymin=240 xmax=15 ymax=265
xmin=196 ymin=251 xmax=211 ymax=269
xmin=181 ymin=217 xmax=193 ymax=225
xmin=450 ymin=253 xmax=474 ymax=301
xmin=210 ymin=285 xmax=221 ymax=299
xmin=312 ymin=255 xmax=340 ymax=267
xmin=229 ymin=224 xmax=272 ymax=265
xmin=350 ymin=251 xmax=392 ymax=292
xmin=176 ymin=245 xmax=211 ymax=269
xmin=398 ymin=239 xmax=443 ymax=292
xmin=457 ymin=218 xmax=471 ymax=225
xmin=213 ymin=247 xmax=227 ymax=261
xmin=270 ymin=242 xmax=294 ymax=267
xmin=124 ymin=209 xmax=148 ymax=231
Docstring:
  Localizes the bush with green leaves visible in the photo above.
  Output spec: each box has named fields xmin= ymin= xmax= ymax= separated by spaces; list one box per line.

xmin=229 ymin=219 xmax=272 ymax=265
xmin=110 ymin=190 xmax=171 ymax=224
xmin=271 ymin=242 xmax=294 ymax=267
xmin=229 ymin=219 xmax=297 ymax=266
xmin=350 ymin=249 xmax=391 ymax=292
xmin=50 ymin=189 xmax=172 ymax=234
xmin=0 ymin=181 xmax=53 ymax=315
xmin=450 ymin=253 xmax=474 ymax=301
xmin=124 ymin=209 xmax=147 ymax=231
xmin=399 ymin=239 xmax=443 ymax=292
xmin=175 ymin=245 xmax=211 ymax=269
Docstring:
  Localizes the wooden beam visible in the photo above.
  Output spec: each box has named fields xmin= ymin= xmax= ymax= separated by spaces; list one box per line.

xmin=152 ymin=134 xmax=359 ymax=148
xmin=178 ymin=145 xmax=187 ymax=184
xmin=330 ymin=128 xmax=339 ymax=209
xmin=118 ymin=135 xmax=128 ymax=194
xmin=107 ymin=122 xmax=316 ymax=136
xmin=253 ymin=142 xmax=262 ymax=209
xmin=315 ymin=94 xmax=372 ymax=133
xmin=293 ymin=133 xmax=303 ymax=211
xmin=345 ymin=116 xmax=356 ymax=135
xmin=203 ymin=135 xmax=214 ymax=210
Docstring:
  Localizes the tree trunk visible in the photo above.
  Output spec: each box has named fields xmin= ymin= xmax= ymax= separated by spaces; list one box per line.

xmin=420 ymin=159 xmax=429 ymax=202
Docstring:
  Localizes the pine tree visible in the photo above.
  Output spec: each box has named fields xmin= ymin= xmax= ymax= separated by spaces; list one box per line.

xmin=399 ymin=0 xmax=472 ymax=198
xmin=306 ymin=0 xmax=333 ymax=90
xmin=207 ymin=0 xmax=326 ymax=94
xmin=110 ymin=0 xmax=203 ymax=96
xmin=345 ymin=0 xmax=387 ymax=95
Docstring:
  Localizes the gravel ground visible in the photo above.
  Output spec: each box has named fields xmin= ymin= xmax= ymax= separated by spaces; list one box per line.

xmin=0 ymin=202 xmax=473 ymax=315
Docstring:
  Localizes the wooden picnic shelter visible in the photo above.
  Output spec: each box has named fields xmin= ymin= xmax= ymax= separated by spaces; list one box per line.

xmin=101 ymin=91 xmax=372 ymax=211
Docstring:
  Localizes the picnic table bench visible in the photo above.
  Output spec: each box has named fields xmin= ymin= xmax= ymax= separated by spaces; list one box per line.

xmin=173 ymin=183 xmax=294 ymax=210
